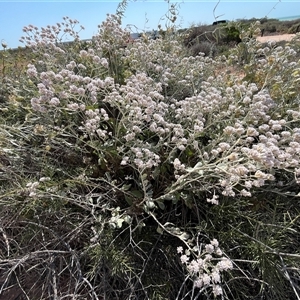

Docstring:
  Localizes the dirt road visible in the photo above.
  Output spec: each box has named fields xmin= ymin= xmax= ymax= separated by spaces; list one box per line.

xmin=256 ymin=34 xmax=296 ymax=43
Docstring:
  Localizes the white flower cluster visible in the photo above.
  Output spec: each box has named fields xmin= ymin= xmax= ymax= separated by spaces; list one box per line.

xmin=173 ymin=158 xmax=185 ymax=171
xmin=108 ymin=206 xmax=132 ymax=229
xmin=79 ymin=49 xmax=109 ymax=69
xmin=25 ymin=177 xmax=50 ymax=197
xmin=25 ymin=12 xmax=300 ymax=207
xmin=177 ymin=239 xmax=233 ymax=297
xmin=26 ymin=181 xmax=40 ymax=198
xmin=79 ymin=108 xmax=109 ymax=137
xmin=121 ymin=146 xmax=161 ymax=171
xmin=20 ymin=16 xmax=83 ymax=51
xmin=92 ymin=14 xmax=131 ymax=53
xmin=131 ymin=147 xmax=161 ymax=170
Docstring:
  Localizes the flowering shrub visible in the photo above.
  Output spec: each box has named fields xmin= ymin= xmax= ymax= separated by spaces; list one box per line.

xmin=0 ymin=3 xmax=299 ymax=299
xmin=177 ymin=238 xmax=233 ymax=298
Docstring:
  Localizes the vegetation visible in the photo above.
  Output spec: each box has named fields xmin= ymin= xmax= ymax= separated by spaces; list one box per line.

xmin=183 ymin=17 xmax=300 ymax=57
xmin=0 ymin=1 xmax=300 ymax=299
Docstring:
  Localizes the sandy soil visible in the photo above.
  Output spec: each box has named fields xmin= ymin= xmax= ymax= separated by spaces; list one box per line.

xmin=257 ymin=34 xmax=296 ymax=43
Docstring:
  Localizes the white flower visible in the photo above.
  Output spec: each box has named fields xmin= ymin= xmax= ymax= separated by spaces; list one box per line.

xmin=180 ymin=254 xmax=189 ymax=264
xmin=234 ymin=165 xmax=249 ymax=176
xmin=29 ymin=192 xmax=37 ymax=197
xmin=210 ymin=238 xmax=219 ymax=248
xmin=202 ymin=273 xmax=211 ymax=285
xmin=93 ymin=55 xmax=101 ymax=64
xmin=254 ymin=170 xmax=267 ymax=179
xmin=121 ymin=156 xmax=129 ymax=166
xmin=77 ymin=87 xmax=85 ymax=96
xmin=223 ymin=126 xmax=236 ymax=135
xmin=173 ymin=158 xmax=185 ymax=171
xmin=188 ymin=260 xmax=200 ymax=273
xmin=215 ymin=248 xmax=223 ymax=256
xmin=204 ymin=254 xmax=212 ymax=262
xmin=218 ymin=142 xmax=230 ymax=152
xmin=228 ymin=152 xmax=239 ymax=161
xmin=217 ymin=258 xmax=233 ymax=271
xmin=212 ymin=285 xmax=223 ymax=296
xmin=271 ymin=124 xmax=282 ymax=131
xmin=194 ymin=278 xmax=203 ymax=288
xmin=247 ymin=127 xmax=259 ymax=137
xmin=211 ymin=271 xmax=221 ymax=283
xmin=207 ymin=194 xmax=219 ymax=205
xmin=79 ymin=50 xmax=88 ymax=57
xmin=177 ymin=246 xmax=183 ymax=254
xmin=78 ymin=63 xmax=86 ymax=70
xmin=101 ymin=58 xmax=109 ymax=68
xmin=240 ymin=189 xmax=252 ymax=197
xmin=49 ymin=97 xmax=60 ymax=106
xmin=205 ymin=244 xmax=214 ymax=254
xmin=39 ymin=177 xmax=50 ymax=182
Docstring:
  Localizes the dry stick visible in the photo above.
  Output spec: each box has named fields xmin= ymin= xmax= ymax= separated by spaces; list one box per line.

xmin=14 ymin=273 xmax=30 ymax=300
xmin=50 ymin=255 xmax=58 ymax=300
xmin=175 ymin=273 xmax=192 ymax=300
xmin=81 ymin=277 xmax=100 ymax=300
xmin=0 ymin=248 xmax=80 ymax=297
xmin=0 ymin=253 xmax=30 ymax=295
xmin=278 ymin=254 xmax=300 ymax=300
xmin=264 ymin=0 xmax=282 ymax=19
xmin=213 ymin=0 xmax=224 ymax=22
xmin=0 ymin=226 xmax=10 ymax=257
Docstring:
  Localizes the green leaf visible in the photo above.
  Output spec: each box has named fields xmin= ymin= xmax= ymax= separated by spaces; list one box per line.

xmin=130 ymin=190 xmax=143 ymax=198
xmin=179 ymin=232 xmax=190 ymax=241
xmin=156 ymin=201 xmax=165 ymax=210
xmin=157 ymin=226 xmax=164 ymax=235
xmin=124 ymin=195 xmax=133 ymax=205
xmin=122 ymin=184 xmax=131 ymax=191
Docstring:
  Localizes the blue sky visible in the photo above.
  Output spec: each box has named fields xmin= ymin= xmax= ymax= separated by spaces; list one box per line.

xmin=1 ymin=0 xmax=300 ymax=49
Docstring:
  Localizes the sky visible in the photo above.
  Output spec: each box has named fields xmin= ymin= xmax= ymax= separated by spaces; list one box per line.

xmin=1 ymin=0 xmax=300 ymax=49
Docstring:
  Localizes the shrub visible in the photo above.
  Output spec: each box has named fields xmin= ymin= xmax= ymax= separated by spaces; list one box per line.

xmin=223 ymin=23 xmax=242 ymax=43
xmin=188 ymin=41 xmax=216 ymax=57
xmin=183 ymin=22 xmax=242 ymax=57
xmin=0 ymin=2 xmax=299 ymax=299
xmin=183 ymin=24 xmax=217 ymax=47
xmin=288 ymin=23 xmax=300 ymax=34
